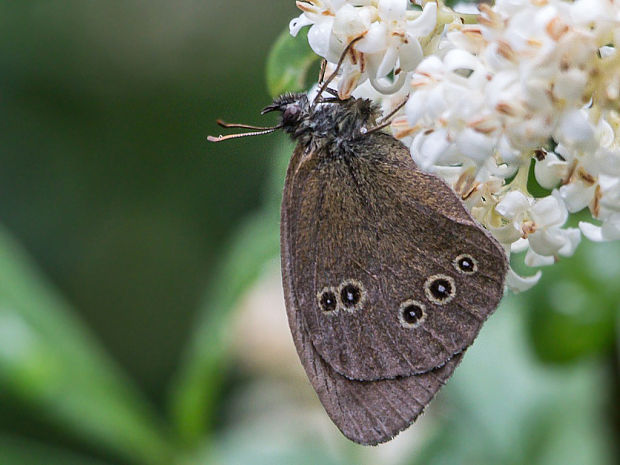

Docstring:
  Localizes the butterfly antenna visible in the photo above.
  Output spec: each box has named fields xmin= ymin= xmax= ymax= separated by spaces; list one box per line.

xmin=217 ymin=119 xmax=275 ymax=131
xmin=311 ymin=34 xmax=365 ymax=112
xmin=377 ymin=96 xmax=409 ymax=125
xmin=365 ymin=96 xmax=409 ymax=135
xmin=318 ymin=59 xmax=327 ymax=85
xmin=208 ymin=125 xmax=282 ymax=143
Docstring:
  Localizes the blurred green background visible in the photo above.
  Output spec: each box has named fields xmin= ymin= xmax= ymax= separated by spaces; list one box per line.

xmin=0 ymin=2 xmax=617 ymax=464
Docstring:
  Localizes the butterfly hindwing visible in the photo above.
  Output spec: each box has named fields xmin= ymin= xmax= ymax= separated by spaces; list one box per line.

xmin=281 ymin=145 xmax=468 ymax=444
xmin=284 ymin=271 xmax=464 ymax=445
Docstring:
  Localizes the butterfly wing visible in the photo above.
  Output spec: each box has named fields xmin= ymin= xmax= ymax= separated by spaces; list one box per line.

xmin=281 ymin=135 xmax=507 ymax=382
xmin=284 ymin=261 xmax=464 ymax=445
xmin=281 ymin=142 xmax=470 ymax=444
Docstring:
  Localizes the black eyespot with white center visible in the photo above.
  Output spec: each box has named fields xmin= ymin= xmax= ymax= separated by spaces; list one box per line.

xmin=399 ymin=300 xmax=426 ymax=328
xmin=424 ymin=274 xmax=456 ymax=305
xmin=318 ymin=288 xmax=338 ymax=312
xmin=337 ymin=279 xmax=366 ymax=312
xmin=340 ymin=284 xmax=361 ymax=307
xmin=453 ymin=253 xmax=478 ymax=274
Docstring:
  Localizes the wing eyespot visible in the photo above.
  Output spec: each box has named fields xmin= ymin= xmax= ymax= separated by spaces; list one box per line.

xmin=318 ymin=287 xmax=338 ymax=313
xmin=338 ymin=279 xmax=366 ymax=312
xmin=399 ymin=300 xmax=426 ymax=328
xmin=424 ymin=274 xmax=456 ymax=305
xmin=453 ymin=253 xmax=478 ymax=274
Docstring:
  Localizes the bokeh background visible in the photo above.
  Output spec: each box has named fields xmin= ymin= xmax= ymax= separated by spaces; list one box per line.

xmin=0 ymin=1 xmax=618 ymax=464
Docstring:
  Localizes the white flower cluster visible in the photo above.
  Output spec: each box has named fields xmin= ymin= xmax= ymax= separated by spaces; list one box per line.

xmin=290 ymin=0 xmax=441 ymax=97
xmin=291 ymin=0 xmax=620 ymax=291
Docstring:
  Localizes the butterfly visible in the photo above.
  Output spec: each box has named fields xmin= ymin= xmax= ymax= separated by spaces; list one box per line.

xmin=209 ymin=41 xmax=508 ymax=445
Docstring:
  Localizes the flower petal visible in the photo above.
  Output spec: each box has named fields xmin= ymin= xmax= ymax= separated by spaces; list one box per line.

xmin=601 ymin=214 xmax=620 ymax=240
xmin=530 ymin=193 xmax=566 ymax=227
xmin=496 ymin=191 xmax=531 ymax=219
xmin=356 ymin=22 xmax=388 ymax=53
xmin=489 ymin=222 xmax=523 ymax=244
xmin=405 ymin=89 xmax=428 ymax=125
xmin=406 ymin=1 xmax=437 ymax=37
xmin=455 ymin=128 xmax=496 ymax=164
xmin=444 ymin=49 xmax=480 ymax=73
xmin=289 ymin=13 xmax=314 ymax=37
xmin=528 ymin=226 xmax=573 ymax=256
xmin=525 ymin=248 xmax=555 ymax=267
xmin=378 ymin=0 xmax=407 ymax=22
xmin=308 ymin=20 xmax=335 ymax=58
xmin=506 ymin=268 xmax=542 ymax=293
xmin=534 ymin=153 xmax=566 ymax=190
xmin=559 ymin=182 xmax=596 ymax=213
xmin=558 ymin=227 xmax=581 ymax=256
xmin=412 ymin=129 xmax=450 ymax=169
xmin=578 ymin=221 xmax=605 ymax=241
xmin=511 ymin=237 xmax=530 ymax=253
xmin=376 ymin=45 xmax=400 ymax=78
xmin=581 ymin=214 xmax=620 ymax=241
xmin=399 ymin=36 xmax=424 ymax=71
xmin=369 ymin=70 xmax=408 ymax=94
xmin=554 ymin=109 xmax=596 ymax=151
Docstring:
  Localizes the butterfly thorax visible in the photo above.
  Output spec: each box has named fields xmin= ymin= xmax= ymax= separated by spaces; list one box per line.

xmin=263 ymin=92 xmax=381 ymax=158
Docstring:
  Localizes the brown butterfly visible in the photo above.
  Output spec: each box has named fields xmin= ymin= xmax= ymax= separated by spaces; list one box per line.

xmin=210 ymin=42 xmax=508 ymax=445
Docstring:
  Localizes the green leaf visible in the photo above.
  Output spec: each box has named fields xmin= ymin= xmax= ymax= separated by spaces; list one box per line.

xmin=168 ymin=138 xmax=292 ymax=445
xmin=169 ymin=210 xmax=280 ymax=443
xmin=266 ymin=27 xmax=319 ymax=98
xmin=0 ymin=435 xmax=113 ymax=465
xmin=0 ymin=225 xmax=174 ymax=465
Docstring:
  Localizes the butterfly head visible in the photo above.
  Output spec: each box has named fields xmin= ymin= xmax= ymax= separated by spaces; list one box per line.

xmin=262 ymin=92 xmax=381 ymax=150
xmin=261 ymin=92 xmax=309 ymax=133
xmin=209 ymin=91 xmax=382 ymax=149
